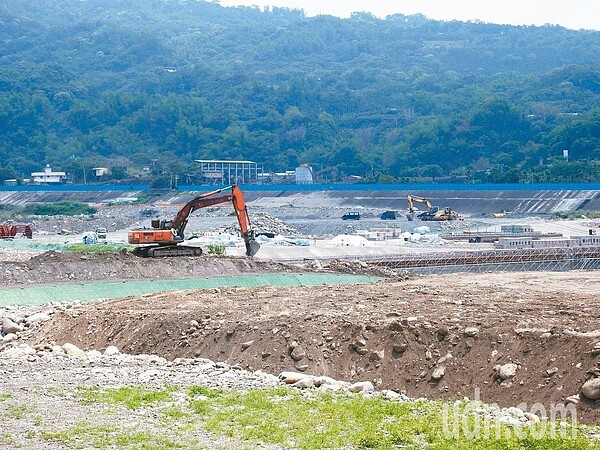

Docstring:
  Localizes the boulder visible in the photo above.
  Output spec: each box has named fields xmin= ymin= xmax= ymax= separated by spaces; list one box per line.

xmin=290 ymin=346 xmax=306 ymax=361
xmin=349 ymin=381 xmax=374 ymax=394
xmin=2 ymin=318 xmax=21 ymax=335
xmin=25 ymin=312 xmax=51 ymax=324
xmin=2 ymin=333 xmax=17 ymax=343
xmin=62 ymin=343 xmax=86 ymax=357
xmin=431 ymin=365 xmax=446 ymax=380
xmin=498 ymin=363 xmax=518 ymax=380
xmin=464 ymin=327 xmax=480 ymax=337
xmin=279 ymin=371 xmax=310 ymax=384
xmin=581 ymin=377 xmax=600 ymax=400
xmin=104 ymin=345 xmax=120 ymax=356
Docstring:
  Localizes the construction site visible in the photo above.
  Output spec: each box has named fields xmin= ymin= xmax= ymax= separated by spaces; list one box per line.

xmin=0 ymin=185 xmax=599 ymax=447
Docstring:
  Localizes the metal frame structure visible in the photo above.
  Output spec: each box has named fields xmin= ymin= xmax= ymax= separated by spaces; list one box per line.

xmin=196 ymin=160 xmax=263 ymax=185
xmin=283 ymin=247 xmax=600 ymax=275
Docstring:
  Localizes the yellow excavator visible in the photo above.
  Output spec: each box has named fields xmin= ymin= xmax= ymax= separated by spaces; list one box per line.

xmin=406 ymin=194 xmax=460 ymax=221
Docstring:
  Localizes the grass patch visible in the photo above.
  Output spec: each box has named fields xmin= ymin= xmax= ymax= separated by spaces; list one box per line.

xmin=553 ymin=210 xmax=600 ymax=219
xmin=185 ymin=388 xmax=600 ymax=450
xmin=41 ymin=420 xmax=187 ymax=449
xmin=207 ymin=243 xmax=226 ymax=255
xmin=77 ymin=386 xmax=178 ymax=410
xmin=23 ymin=201 xmax=96 ymax=216
xmin=2 ymin=403 xmax=30 ymax=420
xmin=62 ymin=243 xmax=133 ymax=253
xmin=0 ymin=393 xmax=12 ymax=401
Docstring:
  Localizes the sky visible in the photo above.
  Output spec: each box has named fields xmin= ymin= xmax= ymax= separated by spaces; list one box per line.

xmin=217 ymin=0 xmax=600 ymax=31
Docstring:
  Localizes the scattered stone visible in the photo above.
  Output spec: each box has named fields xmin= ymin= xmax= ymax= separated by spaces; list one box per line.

xmin=2 ymin=333 xmax=17 ymax=343
xmin=290 ymin=346 xmax=306 ymax=361
xmin=349 ymin=381 xmax=375 ymax=394
xmin=2 ymin=318 xmax=21 ymax=335
xmin=241 ymin=340 xmax=254 ymax=351
xmin=436 ymin=326 xmax=449 ymax=340
xmin=565 ymin=394 xmax=580 ymax=405
xmin=431 ymin=365 xmax=446 ymax=381
xmin=3 ymin=344 xmax=35 ymax=358
xmin=369 ymin=350 xmax=384 ymax=361
xmin=392 ymin=342 xmax=408 ymax=353
xmin=545 ymin=367 xmax=559 ymax=377
xmin=497 ymin=363 xmax=518 ymax=380
xmin=25 ymin=312 xmax=51 ymax=324
xmin=104 ymin=345 xmax=120 ymax=356
xmin=352 ymin=338 xmax=367 ymax=349
xmin=279 ymin=371 xmax=309 ymax=384
xmin=87 ymin=350 xmax=103 ymax=359
xmin=464 ymin=327 xmax=480 ymax=337
xmin=62 ymin=343 xmax=86 ymax=357
xmin=581 ymin=377 xmax=600 ymax=400
xmin=292 ymin=377 xmax=314 ymax=389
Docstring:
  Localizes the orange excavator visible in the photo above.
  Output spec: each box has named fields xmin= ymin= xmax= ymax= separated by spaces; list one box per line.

xmin=128 ymin=185 xmax=260 ymax=258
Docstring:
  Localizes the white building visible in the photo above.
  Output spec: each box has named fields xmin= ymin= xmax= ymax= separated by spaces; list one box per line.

xmin=31 ymin=165 xmax=67 ymax=184
xmin=295 ymin=164 xmax=313 ymax=185
xmin=92 ymin=167 xmax=110 ymax=177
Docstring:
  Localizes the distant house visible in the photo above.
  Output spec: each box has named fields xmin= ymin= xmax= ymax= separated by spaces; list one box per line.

xmin=92 ymin=167 xmax=110 ymax=177
xmin=345 ymin=175 xmax=363 ymax=183
xmin=31 ymin=165 xmax=67 ymax=184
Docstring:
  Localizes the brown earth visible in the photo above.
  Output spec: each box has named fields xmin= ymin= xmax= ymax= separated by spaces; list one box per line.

xmin=31 ymin=262 xmax=600 ymax=423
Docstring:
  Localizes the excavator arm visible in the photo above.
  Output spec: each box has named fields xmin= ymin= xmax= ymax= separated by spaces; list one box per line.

xmin=407 ymin=194 xmax=432 ymax=213
xmin=129 ymin=184 xmax=260 ymax=258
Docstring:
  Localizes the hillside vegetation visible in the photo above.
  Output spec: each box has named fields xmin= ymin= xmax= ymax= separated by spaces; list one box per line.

xmin=1 ymin=0 xmax=600 ymax=183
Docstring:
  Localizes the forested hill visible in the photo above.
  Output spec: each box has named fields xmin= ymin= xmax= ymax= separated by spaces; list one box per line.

xmin=1 ymin=0 xmax=600 ymax=185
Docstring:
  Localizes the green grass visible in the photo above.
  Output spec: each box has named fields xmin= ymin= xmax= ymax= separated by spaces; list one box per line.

xmin=77 ymin=386 xmax=178 ymax=410
xmin=185 ymin=387 xmax=600 ymax=450
xmin=553 ymin=210 xmax=600 ymax=219
xmin=41 ymin=420 xmax=188 ymax=449
xmin=67 ymin=385 xmax=600 ymax=450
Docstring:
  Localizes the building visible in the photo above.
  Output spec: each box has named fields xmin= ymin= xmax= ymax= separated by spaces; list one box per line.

xmin=31 ymin=165 xmax=67 ymax=184
xmin=295 ymin=164 xmax=313 ymax=185
xmin=196 ymin=160 xmax=263 ymax=185
xmin=92 ymin=167 xmax=110 ymax=177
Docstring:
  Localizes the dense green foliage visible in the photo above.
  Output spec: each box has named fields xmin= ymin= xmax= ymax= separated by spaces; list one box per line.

xmin=22 ymin=202 xmax=96 ymax=216
xmin=1 ymin=0 xmax=600 ymax=183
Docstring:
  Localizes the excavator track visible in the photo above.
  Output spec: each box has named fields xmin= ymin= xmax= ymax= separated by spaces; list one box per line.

xmin=132 ymin=245 xmax=203 ymax=258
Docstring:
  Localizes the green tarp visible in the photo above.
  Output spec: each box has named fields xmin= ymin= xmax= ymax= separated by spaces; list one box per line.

xmin=0 ymin=273 xmax=382 ymax=307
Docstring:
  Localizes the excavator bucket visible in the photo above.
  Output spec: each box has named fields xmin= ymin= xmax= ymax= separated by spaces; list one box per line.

xmin=245 ymin=239 xmax=261 ymax=258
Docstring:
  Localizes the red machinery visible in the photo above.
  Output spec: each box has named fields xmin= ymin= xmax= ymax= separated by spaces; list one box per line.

xmin=128 ymin=184 xmax=260 ymax=258
xmin=0 ymin=224 xmax=33 ymax=239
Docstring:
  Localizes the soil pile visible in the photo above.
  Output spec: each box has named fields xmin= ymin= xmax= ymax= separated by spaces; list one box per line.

xmin=34 ymin=271 xmax=600 ymax=423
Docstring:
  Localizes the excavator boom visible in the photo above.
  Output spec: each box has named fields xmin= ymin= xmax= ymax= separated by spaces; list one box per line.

xmin=406 ymin=194 xmax=460 ymax=221
xmin=128 ymin=185 xmax=260 ymax=258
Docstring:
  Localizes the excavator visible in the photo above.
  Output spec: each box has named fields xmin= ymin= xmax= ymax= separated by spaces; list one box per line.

xmin=128 ymin=184 xmax=260 ymax=258
xmin=406 ymin=194 xmax=460 ymax=221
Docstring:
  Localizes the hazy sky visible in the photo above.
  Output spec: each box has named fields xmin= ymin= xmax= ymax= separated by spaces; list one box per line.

xmin=217 ymin=0 xmax=600 ymax=31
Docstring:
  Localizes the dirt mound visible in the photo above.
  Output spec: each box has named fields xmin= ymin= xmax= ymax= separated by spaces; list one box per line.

xmin=35 ymin=271 xmax=600 ymax=423
xmin=0 ymin=251 xmax=303 ymax=287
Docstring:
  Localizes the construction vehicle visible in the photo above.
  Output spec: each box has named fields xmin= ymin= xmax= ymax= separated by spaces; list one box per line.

xmin=0 ymin=223 xmax=33 ymax=239
xmin=406 ymin=194 xmax=460 ymax=221
xmin=128 ymin=185 xmax=260 ymax=258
